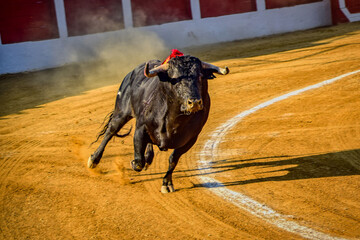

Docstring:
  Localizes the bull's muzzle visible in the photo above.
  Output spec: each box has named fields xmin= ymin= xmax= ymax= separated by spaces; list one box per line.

xmin=186 ymin=98 xmax=203 ymax=113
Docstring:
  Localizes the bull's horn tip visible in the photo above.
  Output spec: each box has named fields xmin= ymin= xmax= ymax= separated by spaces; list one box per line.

xmin=222 ymin=66 xmax=229 ymax=75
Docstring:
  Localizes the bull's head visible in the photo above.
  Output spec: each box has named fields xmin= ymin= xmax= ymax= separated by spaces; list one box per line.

xmin=144 ymin=56 xmax=229 ymax=114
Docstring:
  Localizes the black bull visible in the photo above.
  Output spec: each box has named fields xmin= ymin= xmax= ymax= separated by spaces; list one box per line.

xmin=88 ymin=55 xmax=229 ymax=193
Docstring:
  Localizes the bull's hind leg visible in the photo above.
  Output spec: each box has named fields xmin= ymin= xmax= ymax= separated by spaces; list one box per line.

xmin=144 ymin=143 xmax=154 ymax=170
xmin=88 ymin=114 xmax=130 ymax=168
xmin=161 ymin=137 xmax=198 ymax=193
xmin=131 ymin=125 xmax=151 ymax=172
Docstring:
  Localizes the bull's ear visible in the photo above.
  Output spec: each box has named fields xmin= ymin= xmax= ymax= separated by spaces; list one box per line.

xmin=202 ymin=62 xmax=229 ymax=75
xmin=144 ymin=62 xmax=169 ymax=78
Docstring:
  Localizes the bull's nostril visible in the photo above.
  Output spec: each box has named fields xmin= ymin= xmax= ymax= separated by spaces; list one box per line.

xmin=186 ymin=98 xmax=203 ymax=112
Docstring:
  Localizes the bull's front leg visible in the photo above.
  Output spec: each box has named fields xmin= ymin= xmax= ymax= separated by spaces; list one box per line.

xmin=161 ymin=137 xmax=198 ymax=193
xmin=131 ymin=125 xmax=150 ymax=172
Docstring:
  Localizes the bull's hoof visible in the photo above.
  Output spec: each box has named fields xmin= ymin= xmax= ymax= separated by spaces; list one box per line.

xmin=161 ymin=185 xmax=175 ymax=193
xmin=144 ymin=163 xmax=150 ymax=171
xmin=87 ymin=156 xmax=97 ymax=169
xmin=131 ymin=160 xmax=143 ymax=172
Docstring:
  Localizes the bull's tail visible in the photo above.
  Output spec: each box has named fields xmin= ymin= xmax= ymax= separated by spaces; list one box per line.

xmin=90 ymin=111 xmax=131 ymax=146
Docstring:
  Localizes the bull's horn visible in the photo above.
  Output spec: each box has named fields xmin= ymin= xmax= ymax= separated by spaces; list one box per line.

xmin=202 ymin=62 xmax=229 ymax=75
xmin=144 ymin=62 xmax=169 ymax=78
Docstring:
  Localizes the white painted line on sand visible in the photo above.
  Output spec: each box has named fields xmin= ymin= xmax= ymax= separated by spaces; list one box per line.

xmin=198 ymin=70 xmax=360 ymax=240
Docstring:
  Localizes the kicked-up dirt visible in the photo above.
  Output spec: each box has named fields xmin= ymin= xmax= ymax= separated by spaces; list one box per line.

xmin=1 ymin=22 xmax=360 ymax=239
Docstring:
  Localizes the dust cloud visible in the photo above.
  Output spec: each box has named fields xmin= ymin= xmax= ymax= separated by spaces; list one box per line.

xmin=114 ymin=159 xmax=131 ymax=185
xmin=0 ymin=29 xmax=169 ymax=116
xmin=69 ymin=29 xmax=169 ymax=89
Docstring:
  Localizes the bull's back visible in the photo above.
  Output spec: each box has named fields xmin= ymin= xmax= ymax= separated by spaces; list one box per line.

xmin=115 ymin=61 xmax=160 ymax=114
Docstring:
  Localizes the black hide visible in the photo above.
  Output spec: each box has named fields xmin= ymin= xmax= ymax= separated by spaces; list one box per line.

xmin=89 ymin=55 xmax=224 ymax=193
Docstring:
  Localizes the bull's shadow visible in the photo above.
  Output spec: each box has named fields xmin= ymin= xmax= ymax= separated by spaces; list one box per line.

xmin=131 ymin=149 xmax=360 ymax=188
xmin=193 ymin=148 xmax=360 ymax=188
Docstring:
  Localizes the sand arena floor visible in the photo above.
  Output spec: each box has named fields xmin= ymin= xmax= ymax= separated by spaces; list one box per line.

xmin=1 ymin=22 xmax=360 ymax=239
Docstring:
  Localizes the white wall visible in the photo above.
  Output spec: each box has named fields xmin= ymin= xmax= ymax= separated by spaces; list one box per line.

xmin=0 ymin=0 xmax=332 ymax=74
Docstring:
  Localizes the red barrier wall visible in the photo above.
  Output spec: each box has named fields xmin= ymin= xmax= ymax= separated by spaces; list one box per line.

xmin=331 ymin=0 xmax=348 ymax=23
xmin=199 ymin=0 xmax=257 ymax=18
xmin=266 ymin=0 xmax=321 ymax=9
xmin=1 ymin=0 xmax=335 ymax=45
xmin=0 ymin=0 xmax=59 ymax=44
xmin=331 ymin=0 xmax=360 ymax=24
xmin=345 ymin=0 xmax=360 ymax=13
xmin=131 ymin=0 xmax=192 ymax=27
xmin=64 ymin=0 xmax=124 ymax=36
